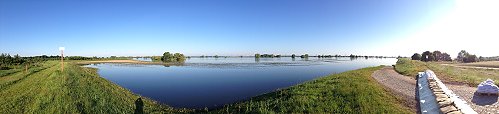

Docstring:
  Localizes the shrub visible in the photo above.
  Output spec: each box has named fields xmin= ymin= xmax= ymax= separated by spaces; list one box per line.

xmin=411 ymin=53 xmax=421 ymax=60
xmin=161 ymin=52 xmax=185 ymax=62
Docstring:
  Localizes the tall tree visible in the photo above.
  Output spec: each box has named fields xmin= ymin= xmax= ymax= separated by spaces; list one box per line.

xmin=162 ymin=52 xmax=173 ymax=62
xmin=457 ymin=50 xmax=469 ymax=62
xmin=441 ymin=53 xmax=452 ymax=61
xmin=421 ymin=51 xmax=433 ymax=62
xmin=433 ymin=51 xmax=442 ymax=61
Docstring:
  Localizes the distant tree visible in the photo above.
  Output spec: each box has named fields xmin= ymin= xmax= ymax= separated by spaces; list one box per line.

xmin=411 ymin=53 xmax=422 ymax=60
xmin=421 ymin=51 xmax=433 ymax=62
xmin=173 ymin=53 xmax=185 ymax=62
xmin=255 ymin=54 xmax=260 ymax=58
xmin=161 ymin=52 xmax=185 ymax=62
xmin=456 ymin=50 xmax=479 ymax=63
xmin=291 ymin=54 xmax=296 ymax=58
xmin=428 ymin=54 xmax=435 ymax=62
xmin=433 ymin=51 xmax=442 ymax=61
xmin=161 ymin=52 xmax=172 ymax=62
xmin=464 ymin=54 xmax=479 ymax=63
xmin=349 ymin=54 xmax=355 ymax=58
xmin=457 ymin=50 xmax=468 ymax=62
xmin=441 ymin=53 xmax=452 ymax=61
xmin=300 ymin=54 xmax=309 ymax=58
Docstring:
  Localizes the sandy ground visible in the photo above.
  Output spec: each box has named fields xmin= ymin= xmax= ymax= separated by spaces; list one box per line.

xmin=372 ymin=66 xmax=417 ymax=112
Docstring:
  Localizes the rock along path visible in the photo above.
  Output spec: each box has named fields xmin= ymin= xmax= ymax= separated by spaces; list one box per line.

xmin=445 ymin=83 xmax=499 ymax=113
xmin=372 ymin=66 xmax=417 ymax=111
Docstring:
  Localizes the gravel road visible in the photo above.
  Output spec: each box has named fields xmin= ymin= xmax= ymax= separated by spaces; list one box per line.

xmin=372 ymin=66 xmax=417 ymax=111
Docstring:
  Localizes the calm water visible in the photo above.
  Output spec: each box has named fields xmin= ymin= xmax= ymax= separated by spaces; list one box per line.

xmin=85 ymin=57 xmax=396 ymax=109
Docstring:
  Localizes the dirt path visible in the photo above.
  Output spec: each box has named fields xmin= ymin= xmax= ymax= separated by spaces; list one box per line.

xmin=372 ymin=66 xmax=417 ymax=111
xmin=445 ymin=83 xmax=499 ymax=113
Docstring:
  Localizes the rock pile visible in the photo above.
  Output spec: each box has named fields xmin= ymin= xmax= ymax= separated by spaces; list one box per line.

xmin=476 ymin=79 xmax=499 ymax=95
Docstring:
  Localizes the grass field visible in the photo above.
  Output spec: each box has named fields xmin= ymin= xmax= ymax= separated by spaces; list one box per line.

xmin=395 ymin=58 xmax=499 ymax=86
xmin=0 ymin=61 xmax=192 ymax=113
xmin=214 ymin=66 xmax=412 ymax=113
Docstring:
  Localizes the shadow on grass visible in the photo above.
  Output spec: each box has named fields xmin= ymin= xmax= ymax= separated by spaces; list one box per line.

xmin=471 ymin=92 xmax=498 ymax=105
xmin=134 ymin=98 xmax=144 ymax=114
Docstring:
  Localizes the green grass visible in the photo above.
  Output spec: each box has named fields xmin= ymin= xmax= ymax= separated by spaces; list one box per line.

xmin=394 ymin=58 xmax=428 ymax=77
xmin=213 ymin=66 xmax=412 ymax=113
xmin=394 ymin=58 xmax=499 ymax=86
xmin=0 ymin=69 xmax=22 ymax=77
xmin=0 ymin=61 xmax=192 ymax=113
xmin=0 ymin=61 xmax=56 ymax=90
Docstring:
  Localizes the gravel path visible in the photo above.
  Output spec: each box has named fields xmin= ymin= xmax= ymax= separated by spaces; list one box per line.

xmin=372 ymin=66 xmax=417 ymax=110
xmin=445 ymin=83 xmax=499 ymax=113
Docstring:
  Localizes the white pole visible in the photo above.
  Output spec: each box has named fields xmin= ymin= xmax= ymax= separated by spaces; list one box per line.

xmin=61 ymin=50 xmax=64 ymax=72
xmin=59 ymin=47 xmax=65 ymax=72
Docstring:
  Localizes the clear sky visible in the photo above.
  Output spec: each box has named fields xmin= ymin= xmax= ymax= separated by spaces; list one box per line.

xmin=0 ymin=0 xmax=497 ymax=57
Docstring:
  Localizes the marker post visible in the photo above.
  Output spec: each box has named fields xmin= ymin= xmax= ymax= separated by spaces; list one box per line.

xmin=59 ymin=47 xmax=65 ymax=72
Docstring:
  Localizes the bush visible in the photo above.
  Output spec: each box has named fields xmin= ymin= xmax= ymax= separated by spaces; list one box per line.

xmin=411 ymin=53 xmax=421 ymax=60
xmin=456 ymin=50 xmax=479 ymax=63
xmin=161 ymin=52 xmax=185 ymax=62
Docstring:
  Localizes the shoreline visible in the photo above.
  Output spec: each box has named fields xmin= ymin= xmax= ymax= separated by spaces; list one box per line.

xmin=74 ymin=60 xmax=185 ymax=66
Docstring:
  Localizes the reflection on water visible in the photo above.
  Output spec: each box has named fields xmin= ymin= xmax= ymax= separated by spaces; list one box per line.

xmin=132 ymin=57 xmax=153 ymax=62
xmin=85 ymin=57 xmax=397 ymax=109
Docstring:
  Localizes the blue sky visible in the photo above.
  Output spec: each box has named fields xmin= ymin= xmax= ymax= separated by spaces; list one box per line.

xmin=3 ymin=0 xmax=486 ymax=57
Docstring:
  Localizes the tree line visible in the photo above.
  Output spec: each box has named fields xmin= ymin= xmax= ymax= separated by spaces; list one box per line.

xmin=255 ymin=53 xmax=395 ymax=59
xmin=411 ymin=50 xmax=481 ymax=63
xmin=0 ymin=53 xmax=25 ymax=66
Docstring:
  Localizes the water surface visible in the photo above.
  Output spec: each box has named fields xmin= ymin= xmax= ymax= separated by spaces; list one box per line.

xmin=86 ymin=57 xmax=396 ymax=109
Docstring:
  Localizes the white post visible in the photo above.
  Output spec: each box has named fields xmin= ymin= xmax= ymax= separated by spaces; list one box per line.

xmin=59 ymin=47 xmax=65 ymax=72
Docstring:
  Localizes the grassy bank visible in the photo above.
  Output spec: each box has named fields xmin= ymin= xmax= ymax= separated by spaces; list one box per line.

xmin=0 ymin=61 xmax=192 ymax=113
xmin=395 ymin=58 xmax=499 ymax=86
xmin=213 ymin=66 xmax=412 ymax=113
